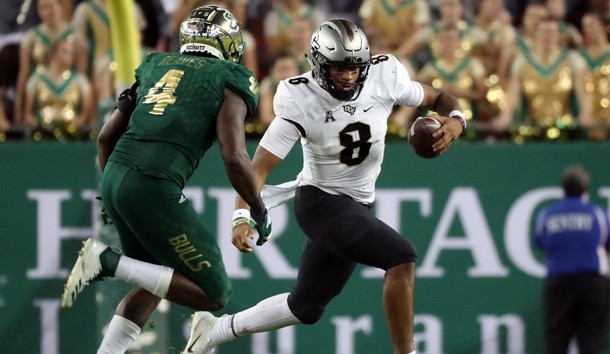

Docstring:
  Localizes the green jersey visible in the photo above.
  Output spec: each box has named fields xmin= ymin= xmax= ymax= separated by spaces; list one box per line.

xmin=109 ymin=52 xmax=259 ymax=188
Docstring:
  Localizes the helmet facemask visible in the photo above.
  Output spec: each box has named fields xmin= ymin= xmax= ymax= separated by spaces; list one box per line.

xmin=179 ymin=5 xmax=245 ymax=64
xmin=316 ymin=57 xmax=370 ymax=101
xmin=307 ymin=19 xmax=371 ymax=101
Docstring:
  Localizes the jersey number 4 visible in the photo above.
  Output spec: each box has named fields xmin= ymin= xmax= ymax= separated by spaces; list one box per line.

xmin=143 ymin=69 xmax=185 ymax=115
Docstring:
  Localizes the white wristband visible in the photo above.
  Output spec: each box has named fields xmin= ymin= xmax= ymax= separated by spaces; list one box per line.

xmin=232 ymin=209 xmax=251 ymax=229
xmin=448 ymin=110 xmax=466 ymax=130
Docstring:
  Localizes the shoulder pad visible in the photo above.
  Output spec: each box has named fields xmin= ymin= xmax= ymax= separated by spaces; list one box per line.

xmin=273 ymin=80 xmax=305 ymax=120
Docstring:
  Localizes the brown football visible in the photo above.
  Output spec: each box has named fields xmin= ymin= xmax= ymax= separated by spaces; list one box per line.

xmin=408 ymin=116 xmax=442 ymax=159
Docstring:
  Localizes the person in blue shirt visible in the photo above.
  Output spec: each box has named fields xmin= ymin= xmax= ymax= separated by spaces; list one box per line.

xmin=535 ymin=164 xmax=610 ymax=354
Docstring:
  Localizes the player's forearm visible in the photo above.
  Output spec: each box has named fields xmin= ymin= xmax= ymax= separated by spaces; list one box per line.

xmin=97 ymin=131 xmax=118 ymax=172
xmin=96 ymin=108 xmax=129 ymax=172
xmin=97 ymin=148 xmax=112 ymax=173
xmin=224 ymin=154 xmax=265 ymax=213
xmin=0 ymin=98 xmax=9 ymax=131
xmin=430 ymin=90 xmax=462 ymax=117
xmin=232 ymin=145 xmax=281 ymax=211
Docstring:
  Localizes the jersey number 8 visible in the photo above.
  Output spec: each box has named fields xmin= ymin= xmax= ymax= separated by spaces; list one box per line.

xmin=339 ymin=122 xmax=372 ymax=166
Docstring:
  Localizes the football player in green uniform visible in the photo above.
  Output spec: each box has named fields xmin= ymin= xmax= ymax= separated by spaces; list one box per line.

xmin=60 ymin=5 xmax=271 ymax=353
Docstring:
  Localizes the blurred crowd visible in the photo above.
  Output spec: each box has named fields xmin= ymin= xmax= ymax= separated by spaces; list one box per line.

xmin=0 ymin=0 xmax=609 ymax=143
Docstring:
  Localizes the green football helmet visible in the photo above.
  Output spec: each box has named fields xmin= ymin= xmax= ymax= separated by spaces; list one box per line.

xmin=179 ymin=5 xmax=245 ymax=64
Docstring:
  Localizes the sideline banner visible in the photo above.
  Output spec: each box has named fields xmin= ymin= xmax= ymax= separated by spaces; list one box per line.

xmin=1 ymin=142 xmax=609 ymax=353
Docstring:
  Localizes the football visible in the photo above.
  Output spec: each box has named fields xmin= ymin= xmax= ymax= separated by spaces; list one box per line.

xmin=408 ymin=116 xmax=442 ymax=159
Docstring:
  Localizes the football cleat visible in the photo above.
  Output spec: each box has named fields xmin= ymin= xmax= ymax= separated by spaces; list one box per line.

xmin=60 ymin=238 xmax=112 ymax=308
xmin=183 ymin=311 xmax=218 ymax=354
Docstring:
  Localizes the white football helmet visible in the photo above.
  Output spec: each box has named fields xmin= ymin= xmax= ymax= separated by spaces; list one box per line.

xmin=307 ymin=19 xmax=371 ymax=101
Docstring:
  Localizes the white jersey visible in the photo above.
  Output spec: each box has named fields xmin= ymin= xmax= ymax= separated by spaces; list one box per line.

xmin=260 ymin=54 xmax=424 ymax=204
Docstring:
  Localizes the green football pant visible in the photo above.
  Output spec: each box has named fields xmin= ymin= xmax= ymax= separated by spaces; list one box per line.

xmin=101 ymin=161 xmax=231 ymax=306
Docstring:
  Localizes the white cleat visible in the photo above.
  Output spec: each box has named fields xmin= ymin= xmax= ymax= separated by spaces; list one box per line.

xmin=60 ymin=237 xmax=109 ymax=308
xmin=183 ymin=312 xmax=218 ymax=354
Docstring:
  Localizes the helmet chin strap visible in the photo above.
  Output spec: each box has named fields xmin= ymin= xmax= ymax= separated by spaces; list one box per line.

xmin=332 ymin=79 xmax=356 ymax=89
xmin=328 ymin=78 xmax=360 ymax=101
xmin=329 ymin=85 xmax=357 ymax=101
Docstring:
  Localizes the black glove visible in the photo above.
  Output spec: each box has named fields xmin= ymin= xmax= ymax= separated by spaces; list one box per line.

xmin=116 ymin=82 xmax=139 ymax=116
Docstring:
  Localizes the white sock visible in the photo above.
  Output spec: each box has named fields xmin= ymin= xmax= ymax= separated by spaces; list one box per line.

xmin=97 ymin=315 xmax=141 ymax=354
xmin=114 ymin=256 xmax=174 ymax=298
xmin=211 ymin=293 xmax=301 ymax=345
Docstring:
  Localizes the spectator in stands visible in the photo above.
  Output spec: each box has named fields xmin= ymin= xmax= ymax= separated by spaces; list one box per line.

xmin=545 ymin=0 xmax=583 ymax=49
xmin=0 ymin=43 xmax=19 ymax=131
xmin=534 ymin=164 xmax=610 ymax=354
xmin=71 ymin=0 xmax=112 ymax=128
xmin=471 ymin=0 xmax=516 ymax=122
xmin=74 ymin=0 xmax=156 ymax=128
xmin=493 ymin=16 xmax=591 ymax=141
xmin=15 ymin=0 xmax=85 ymax=126
xmin=355 ymin=17 xmax=419 ymax=136
xmin=395 ymin=0 xmax=474 ymax=69
xmin=72 ymin=0 xmax=112 ymax=78
xmin=497 ymin=3 xmax=549 ymax=82
xmin=417 ymin=24 xmax=487 ymax=131
xmin=317 ymin=0 xmax=363 ymax=21
xmin=89 ymin=3 xmax=150 ymax=129
xmin=165 ymin=0 xmax=203 ymax=52
xmin=257 ymin=53 xmax=299 ymax=126
xmin=287 ymin=17 xmax=315 ymax=73
xmin=23 ymin=38 xmax=93 ymax=141
xmin=579 ymin=12 xmax=610 ymax=140
xmin=0 ymin=93 xmax=9 ymax=133
xmin=136 ymin=0 xmax=166 ymax=50
xmin=263 ymin=0 xmax=325 ymax=60
xmin=358 ymin=0 xmax=430 ymax=53
xmin=226 ymin=0 xmax=259 ymax=79
xmin=472 ymin=0 xmax=516 ymax=79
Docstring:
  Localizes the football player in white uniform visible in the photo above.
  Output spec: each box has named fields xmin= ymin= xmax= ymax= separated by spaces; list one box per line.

xmin=184 ymin=18 xmax=466 ymax=354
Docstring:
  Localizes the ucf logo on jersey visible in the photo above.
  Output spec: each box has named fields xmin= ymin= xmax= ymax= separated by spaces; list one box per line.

xmin=343 ymin=105 xmax=356 ymax=115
